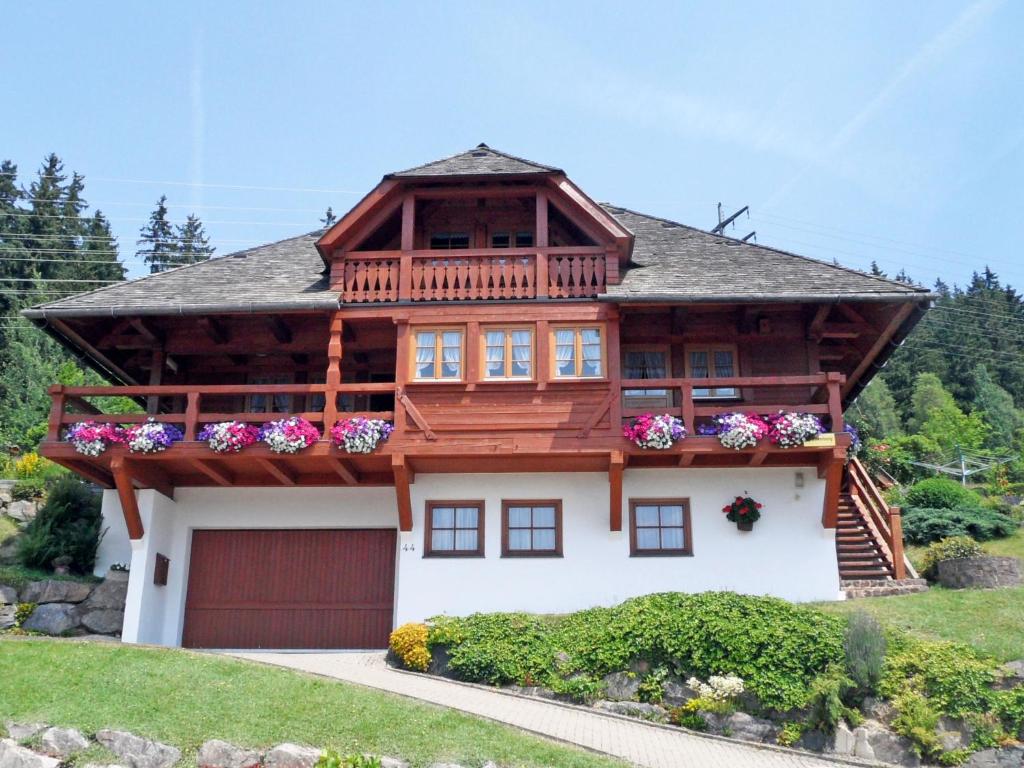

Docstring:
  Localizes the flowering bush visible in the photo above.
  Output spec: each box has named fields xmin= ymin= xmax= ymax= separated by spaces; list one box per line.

xmin=844 ymin=424 xmax=862 ymax=458
xmin=767 ymin=412 xmax=824 ymax=448
xmin=123 ymin=418 xmax=183 ymax=453
xmin=259 ymin=416 xmax=321 ymax=453
xmin=198 ymin=421 xmax=260 ymax=453
xmin=389 ymin=622 xmax=431 ymax=672
xmin=687 ymin=674 xmax=745 ymax=702
xmin=623 ymin=413 xmax=686 ymax=449
xmin=330 ymin=417 xmax=394 ymax=454
xmin=714 ymin=413 xmax=769 ymax=450
xmin=722 ymin=495 xmax=763 ymax=525
xmin=65 ymin=421 xmax=123 ymax=456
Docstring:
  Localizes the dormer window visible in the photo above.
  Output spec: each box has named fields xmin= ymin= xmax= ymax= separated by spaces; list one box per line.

xmin=490 ymin=231 xmax=534 ymax=249
xmin=429 ymin=232 xmax=470 ymax=250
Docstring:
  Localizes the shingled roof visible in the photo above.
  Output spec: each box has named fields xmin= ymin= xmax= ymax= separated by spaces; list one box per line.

xmin=601 ymin=205 xmax=931 ymax=303
xmin=386 ymin=143 xmax=561 ymax=178
xmin=23 ymin=232 xmax=337 ymax=318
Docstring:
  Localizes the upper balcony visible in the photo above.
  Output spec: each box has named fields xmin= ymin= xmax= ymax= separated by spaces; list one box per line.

xmin=337 ymin=246 xmax=609 ymax=303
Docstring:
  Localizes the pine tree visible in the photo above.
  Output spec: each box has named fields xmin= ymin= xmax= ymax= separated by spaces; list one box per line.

xmin=137 ymin=195 xmax=177 ymax=273
xmin=848 ymin=378 xmax=903 ymax=440
xmin=176 ymin=213 xmax=214 ymax=265
xmin=869 ymin=261 xmax=886 ymax=277
xmin=971 ymin=365 xmax=1024 ymax=452
xmin=320 ymin=206 xmax=337 ymax=229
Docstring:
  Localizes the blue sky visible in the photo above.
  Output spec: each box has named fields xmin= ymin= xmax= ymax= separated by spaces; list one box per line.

xmin=4 ymin=1 xmax=1022 ymax=287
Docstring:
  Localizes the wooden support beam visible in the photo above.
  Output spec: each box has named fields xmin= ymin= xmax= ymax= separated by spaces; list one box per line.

xmin=807 ymin=305 xmax=830 ymax=341
xmin=821 ymin=458 xmax=843 ymax=529
xmin=200 ymin=316 xmax=230 ymax=344
xmin=190 ymin=459 xmax=234 ymax=486
xmin=820 ymin=322 xmax=864 ymax=339
xmin=842 ymin=303 xmax=916 ymax=398
xmin=110 ymin=456 xmax=144 ymax=540
xmin=328 ymin=457 xmax=359 ymax=485
xmin=392 ymin=454 xmax=413 ymax=532
xmin=129 ymin=317 xmax=164 ymax=344
xmin=578 ymin=390 xmax=616 ymax=438
xmin=147 ymin=347 xmax=164 ymax=414
xmin=49 ymin=318 xmax=137 ymax=385
xmin=749 ymin=449 xmax=769 ymax=466
xmin=256 ymin=457 xmax=297 ymax=486
xmin=63 ymin=459 xmax=114 ymax=488
xmin=266 ymin=316 xmax=293 ymax=344
xmin=678 ymin=452 xmax=697 ymax=467
xmin=609 ymin=450 xmax=625 ymax=532
xmin=396 ymin=387 xmax=436 ymax=440
xmin=124 ymin=459 xmax=174 ymax=501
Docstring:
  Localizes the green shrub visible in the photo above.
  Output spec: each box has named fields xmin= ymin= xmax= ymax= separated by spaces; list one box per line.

xmin=844 ymin=611 xmax=886 ymax=699
xmin=431 ymin=592 xmax=846 ymax=711
xmin=776 ymin=721 xmax=806 ymax=747
xmin=905 ymin=478 xmax=982 ymax=510
xmin=992 ymin=686 xmax=1024 ymax=737
xmin=315 ymin=751 xmax=381 ymax=768
xmin=668 ymin=706 xmax=708 ymax=731
xmin=902 ymin=506 xmax=1016 ymax=544
xmin=14 ymin=602 xmax=35 ymax=628
xmin=637 ymin=666 xmax=668 ymax=704
xmin=805 ymin=664 xmax=854 ymax=732
xmin=17 ymin=478 xmax=103 ymax=574
xmin=918 ymin=536 xmax=985 ymax=580
xmin=891 ymin=689 xmax=942 ymax=759
xmin=12 ymin=478 xmax=45 ymax=501
xmin=880 ymin=636 xmax=998 ymax=716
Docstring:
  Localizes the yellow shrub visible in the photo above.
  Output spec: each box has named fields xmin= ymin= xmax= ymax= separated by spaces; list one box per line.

xmin=14 ymin=452 xmax=42 ymax=479
xmin=389 ymin=622 xmax=430 ymax=672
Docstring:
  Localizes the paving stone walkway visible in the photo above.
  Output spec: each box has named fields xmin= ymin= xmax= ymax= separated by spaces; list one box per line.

xmin=230 ymin=652 xmax=854 ymax=768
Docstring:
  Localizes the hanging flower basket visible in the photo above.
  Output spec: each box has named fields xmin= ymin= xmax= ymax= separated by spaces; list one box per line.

xmin=713 ymin=413 xmax=769 ymax=450
xmin=122 ymin=418 xmax=183 ymax=454
xmin=723 ymin=495 xmax=762 ymax=531
xmin=198 ymin=421 xmax=260 ymax=453
xmin=330 ymin=417 xmax=394 ymax=454
xmin=259 ymin=416 xmax=321 ymax=454
xmin=767 ymin=412 xmax=824 ymax=448
xmin=623 ymin=413 xmax=687 ymax=450
xmin=65 ymin=421 xmax=124 ymax=457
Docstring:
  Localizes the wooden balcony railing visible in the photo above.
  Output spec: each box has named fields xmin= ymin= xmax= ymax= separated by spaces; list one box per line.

xmin=619 ymin=372 xmax=846 ymax=434
xmin=847 ymin=457 xmax=909 ymax=579
xmin=338 ymin=247 xmax=607 ymax=303
xmin=45 ymin=383 xmax=399 ymax=444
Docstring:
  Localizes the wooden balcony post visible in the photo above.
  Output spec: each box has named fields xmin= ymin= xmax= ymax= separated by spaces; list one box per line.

xmin=393 ymin=320 xmax=410 ymax=434
xmin=46 ymin=385 xmax=65 ymax=442
xmin=826 ymin=372 xmax=844 ymax=432
xmin=890 ymin=507 xmax=906 ymax=579
xmin=681 ymin=383 xmax=695 ymax=434
xmin=325 ymin=312 xmax=343 ymax=430
xmin=184 ymin=392 xmax=199 ymax=442
xmin=536 ymin=252 xmax=548 ymax=299
xmin=146 ymin=347 xmax=165 ymax=415
xmin=609 ymin=450 xmax=624 ymax=531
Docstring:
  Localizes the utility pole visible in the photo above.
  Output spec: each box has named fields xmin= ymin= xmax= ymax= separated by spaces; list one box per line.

xmin=713 ymin=203 xmax=754 ymax=241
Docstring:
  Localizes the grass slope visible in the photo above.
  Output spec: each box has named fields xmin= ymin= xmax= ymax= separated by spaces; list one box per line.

xmin=0 ymin=639 xmax=622 ymax=768
xmin=821 ymin=529 xmax=1024 ymax=661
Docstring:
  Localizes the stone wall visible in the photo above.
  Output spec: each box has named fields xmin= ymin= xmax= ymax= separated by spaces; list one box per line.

xmin=0 ymin=479 xmax=39 ymax=524
xmin=0 ymin=571 xmax=128 ymax=636
xmin=937 ymin=556 xmax=1022 ymax=590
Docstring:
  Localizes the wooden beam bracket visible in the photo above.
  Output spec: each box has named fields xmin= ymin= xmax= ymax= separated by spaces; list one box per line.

xmin=609 ymin=450 xmax=625 ymax=532
xmin=392 ymin=454 xmax=413 ymax=532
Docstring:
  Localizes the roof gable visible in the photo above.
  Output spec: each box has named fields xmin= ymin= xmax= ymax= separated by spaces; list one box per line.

xmin=386 ymin=143 xmax=561 ymax=178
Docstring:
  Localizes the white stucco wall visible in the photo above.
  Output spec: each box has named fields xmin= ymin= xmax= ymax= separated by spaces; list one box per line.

xmin=95 ymin=490 xmax=133 ymax=576
xmin=104 ymin=467 xmax=839 ymax=648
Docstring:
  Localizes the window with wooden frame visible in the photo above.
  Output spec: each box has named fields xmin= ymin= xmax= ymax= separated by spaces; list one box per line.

xmin=622 ymin=344 xmax=671 ymax=408
xmin=424 ymin=501 xmax=484 ymax=557
xmin=502 ymin=500 xmax=562 ymax=557
xmin=412 ymin=328 xmax=464 ymax=381
xmin=551 ymin=325 xmax=605 ymax=379
xmin=245 ymin=372 xmax=293 ymax=413
xmin=685 ymin=344 xmax=739 ymax=399
xmin=429 ymin=232 xmax=470 ymax=250
xmin=490 ymin=231 xmax=534 ymax=249
xmin=629 ymin=499 xmax=692 ymax=556
xmin=481 ymin=326 xmax=534 ymax=380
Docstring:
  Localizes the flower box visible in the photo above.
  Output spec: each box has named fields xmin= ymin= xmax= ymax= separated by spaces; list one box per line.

xmin=330 ymin=417 xmax=394 ymax=454
xmin=259 ymin=417 xmax=321 ymax=454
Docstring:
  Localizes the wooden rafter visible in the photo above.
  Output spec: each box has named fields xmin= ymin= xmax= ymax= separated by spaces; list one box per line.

xmin=191 ymin=459 xmax=234 ymax=486
xmin=609 ymin=450 xmax=625 ymax=532
xmin=328 ymin=457 xmax=359 ymax=485
xmin=256 ymin=458 xmax=297 ymax=486
xmin=49 ymin=318 xmax=137 ymax=385
xmin=124 ymin=459 xmax=175 ymax=501
xmin=807 ymin=305 xmax=830 ymax=341
xmin=266 ymin=316 xmax=293 ymax=344
xmin=200 ymin=317 xmax=230 ymax=345
xmin=392 ymin=454 xmax=413 ymax=532
xmin=110 ymin=456 xmax=144 ymax=540
xmin=842 ymin=303 xmax=916 ymax=398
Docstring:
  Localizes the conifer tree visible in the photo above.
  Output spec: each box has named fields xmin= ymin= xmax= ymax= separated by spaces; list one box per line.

xmin=137 ymin=195 xmax=177 ymax=272
xmin=176 ymin=213 xmax=214 ymax=265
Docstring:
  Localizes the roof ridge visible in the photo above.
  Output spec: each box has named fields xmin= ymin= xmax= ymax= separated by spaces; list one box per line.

xmin=27 ymin=230 xmax=323 ymax=311
xmin=600 ymin=203 xmax=930 ymax=294
xmin=387 ymin=144 xmax=561 ymax=177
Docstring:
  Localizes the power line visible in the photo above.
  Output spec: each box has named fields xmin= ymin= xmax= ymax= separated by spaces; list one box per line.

xmin=0 ymin=170 xmax=362 ymax=195
xmin=4 ymin=198 xmax=331 ymax=213
xmin=4 ymin=211 xmax=314 ymax=226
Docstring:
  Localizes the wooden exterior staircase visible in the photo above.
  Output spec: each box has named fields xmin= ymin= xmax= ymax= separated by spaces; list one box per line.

xmin=837 ymin=458 xmax=928 ymax=598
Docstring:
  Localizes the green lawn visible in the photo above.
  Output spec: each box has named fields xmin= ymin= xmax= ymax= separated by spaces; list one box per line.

xmin=0 ymin=638 xmax=623 ymax=768
xmin=820 ymin=529 xmax=1024 ymax=661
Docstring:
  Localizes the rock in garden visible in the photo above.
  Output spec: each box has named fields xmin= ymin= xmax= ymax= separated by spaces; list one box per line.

xmin=601 ymin=671 xmax=640 ymax=701
xmin=21 ymin=604 xmax=81 ymax=635
xmin=263 ymin=744 xmax=321 ymax=768
xmin=828 ymin=721 xmax=855 ymax=755
xmin=79 ymin=577 xmax=128 ymax=612
xmin=95 ymin=729 xmax=181 ymax=768
xmin=3 ymin=724 xmax=47 ymax=741
xmin=937 ymin=716 xmax=973 ymax=751
xmin=966 ymin=745 xmax=1024 ymax=767
xmin=0 ymin=585 xmax=17 ymax=605
xmin=378 ymin=759 xmax=409 ymax=768
xmin=21 ymin=580 xmax=92 ymax=605
xmin=197 ymin=740 xmax=261 ymax=768
xmin=796 ymin=729 xmax=828 ymax=752
xmin=994 ymin=660 xmax=1024 ymax=690
xmin=861 ymin=696 xmax=896 ymax=724
xmin=0 ymin=607 xmax=15 ymax=631
xmin=0 ymin=480 xmax=15 ymax=504
xmin=79 ymin=609 xmax=124 ymax=635
xmin=593 ymin=701 xmax=667 ymax=720
xmin=427 ymin=764 xmax=466 ymax=768
xmin=0 ymin=739 xmax=60 ymax=768
xmin=725 ymin=712 xmax=778 ymax=743
xmin=40 ymin=727 xmax=89 ymax=758
xmin=661 ymin=677 xmax=698 ymax=706
xmin=6 ymin=501 xmax=37 ymax=523
xmin=852 ymin=721 xmax=920 ymax=767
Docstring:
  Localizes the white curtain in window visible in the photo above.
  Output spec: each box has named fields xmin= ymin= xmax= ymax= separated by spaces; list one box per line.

xmin=511 ymin=331 xmax=531 ymax=375
xmin=485 ymin=343 xmax=504 ymax=375
xmin=555 ymin=330 xmax=575 ymax=374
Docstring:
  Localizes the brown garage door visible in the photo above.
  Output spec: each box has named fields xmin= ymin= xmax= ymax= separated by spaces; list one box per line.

xmin=182 ymin=529 xmax=396 ymax=649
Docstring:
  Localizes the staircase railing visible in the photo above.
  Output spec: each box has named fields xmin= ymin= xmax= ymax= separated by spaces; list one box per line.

xmin=846 ymin=457 xmax=909 ymax=579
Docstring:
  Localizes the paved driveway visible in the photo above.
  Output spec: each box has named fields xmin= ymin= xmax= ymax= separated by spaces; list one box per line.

xmin=230 ymin=652 xmax=856 ymax=768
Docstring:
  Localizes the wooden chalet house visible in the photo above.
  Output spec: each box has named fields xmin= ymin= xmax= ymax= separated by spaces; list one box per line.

xmin=25 ymin=145 xmax=933 ymax=650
